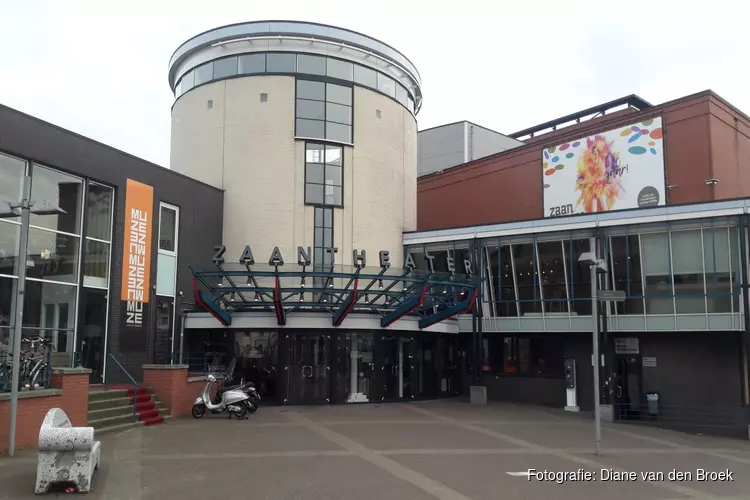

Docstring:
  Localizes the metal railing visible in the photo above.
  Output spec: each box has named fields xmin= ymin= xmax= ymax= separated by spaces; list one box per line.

xmin=105 ymin=353 xmax=139 ymax=423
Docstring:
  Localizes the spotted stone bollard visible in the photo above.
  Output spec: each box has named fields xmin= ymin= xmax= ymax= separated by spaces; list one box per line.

xmin=35 ymin=408 xmax=101 ymax=494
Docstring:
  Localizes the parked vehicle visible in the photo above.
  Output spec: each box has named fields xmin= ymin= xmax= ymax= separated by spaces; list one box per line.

xmin=214 ymin=377 xmax=260 ymax=412
xmin=191 ymin=373 xmax=252 ymax=419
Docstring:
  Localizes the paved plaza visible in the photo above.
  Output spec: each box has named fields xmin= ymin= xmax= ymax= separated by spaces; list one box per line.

xmin=2 ymin=400 xmax=750 ymax=499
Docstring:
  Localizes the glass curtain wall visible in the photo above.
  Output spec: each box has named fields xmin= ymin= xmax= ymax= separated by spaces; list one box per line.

xmin=78 ymin=182 xmax=114 ymax=380
xmin=26 ymin=164 xmax=83 ymax=367
xmin=461 ymin=218 xmax=743 ymax=322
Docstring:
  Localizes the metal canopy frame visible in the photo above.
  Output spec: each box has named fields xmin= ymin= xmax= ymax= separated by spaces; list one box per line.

xmin=190 ymin=261 xmax=480 ymax=329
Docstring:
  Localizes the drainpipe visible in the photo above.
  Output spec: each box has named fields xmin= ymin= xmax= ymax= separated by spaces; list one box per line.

xmin=178 ymin=311 xmax=186 ymax=365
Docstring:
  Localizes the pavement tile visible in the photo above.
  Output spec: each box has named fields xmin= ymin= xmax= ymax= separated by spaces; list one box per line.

xmin=325 ymin=422 xmax=522 ymax=450
xmin=140 ymin=455 xmax=438 ymax=500
xmin=475 ymin=421 xmax=652 ymax=450
xmin=579 ymin=451 xmax=750 ymax=498
xmin=140 ymin=418 xmax=342 ymax=455
xmin=390 ymin=453 xmax=681 ymax=500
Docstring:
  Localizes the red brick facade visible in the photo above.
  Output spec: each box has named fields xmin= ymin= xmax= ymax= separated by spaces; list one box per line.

xmin=417 ymin=91 xmax=750 ymax=230
xmin=0 ymin=368 xmax=90 ymax=455
xmin=142 ymin=365 xmax=212 ymax=418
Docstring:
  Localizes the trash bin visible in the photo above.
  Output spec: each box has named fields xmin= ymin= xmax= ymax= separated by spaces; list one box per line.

xmin=646 ymin=392 xmax=659 ymax=417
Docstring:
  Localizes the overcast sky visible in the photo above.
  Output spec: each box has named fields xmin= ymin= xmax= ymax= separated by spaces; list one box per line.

xmin=0 ymin=0 xmax=747 ymax=168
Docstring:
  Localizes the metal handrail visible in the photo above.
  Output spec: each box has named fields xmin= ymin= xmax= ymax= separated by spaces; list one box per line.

xmin=106 ymin=353 xmax=139 ymax=423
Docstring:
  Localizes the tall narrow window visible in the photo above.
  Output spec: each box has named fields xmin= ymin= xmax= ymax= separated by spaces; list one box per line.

xmin=156 ymin=204 xmax=179 ymax=297
xmin=305 ymin=143 xmax=343 ymax=207
xmin=313 ymin=207 xmax=333 ymax=300
xmin=83 ymin=183 xmax=114 ymax=288
xmin=295 ymin=79 xmax=353 ymax=144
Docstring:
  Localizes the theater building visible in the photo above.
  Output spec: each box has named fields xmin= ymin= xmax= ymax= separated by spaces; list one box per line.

xmin=168 ymin=21 xmax=480 ymax=405
xmin=408 ymin=92 xmax=750 ymax=436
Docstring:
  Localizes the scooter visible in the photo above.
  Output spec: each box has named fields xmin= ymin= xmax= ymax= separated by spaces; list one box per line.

xmin=191 ymin=374 xmax=252 ymax=419
xmin=213 ymin=377 xmax=260 ymax=413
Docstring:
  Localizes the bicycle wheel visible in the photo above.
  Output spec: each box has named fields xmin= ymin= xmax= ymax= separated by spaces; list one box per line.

xmin=32 ymin=364 xmax=52 ymax=390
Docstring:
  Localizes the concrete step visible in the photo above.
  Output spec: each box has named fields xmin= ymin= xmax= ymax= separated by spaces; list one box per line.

xmin=88 ymin=389 xmax=129 ymax=402
xmin=88 ymin=404 xmax=135 ymax=421
xmin=89 ymin=413 xmax=139 ymax=430
xmin=88 ymin=396 xmax=132 ymax=411
xmin=95 ymin=420 xmax=145 ymax=436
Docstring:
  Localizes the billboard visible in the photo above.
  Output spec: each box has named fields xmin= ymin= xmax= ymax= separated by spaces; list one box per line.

xmin=121 ymin=179 xmax=153 ymax=331
xmin=543 ymin=117 xmax=665 ymax=218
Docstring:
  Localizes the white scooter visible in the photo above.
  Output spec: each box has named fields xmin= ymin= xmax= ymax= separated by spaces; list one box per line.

xmin=192 ymin=373 xmax=252 ymax=420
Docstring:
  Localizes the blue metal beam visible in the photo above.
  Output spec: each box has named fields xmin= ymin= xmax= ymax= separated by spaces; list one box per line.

xmin=273 ymin=276 xmax=286 ymax=326
xmin=419 ymin=289 xmax=478 ymax=329
xmin=192 ymin=277 xmax=231 ymax=326
xmin=381 ymin=284 xmax=429 ymax=328
xmin=332 ymin=279 xmax=359 ymax=326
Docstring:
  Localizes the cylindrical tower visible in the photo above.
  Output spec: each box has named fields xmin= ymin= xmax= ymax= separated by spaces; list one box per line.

xmin=168 ymin=21 xmax=421 ymax=268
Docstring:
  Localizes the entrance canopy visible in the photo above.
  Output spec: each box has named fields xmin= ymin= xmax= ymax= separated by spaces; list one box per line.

xmin=190 ymin=261 xmax=480 ymax=329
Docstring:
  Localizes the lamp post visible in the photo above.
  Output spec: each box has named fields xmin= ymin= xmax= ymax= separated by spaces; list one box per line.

xmin=2 ymin=175 xmax=65 ymax=457
xmin=578 ymin=241 xmax=608 ymax=456
xmin=6 ymin=176 xmax=32 ymax=457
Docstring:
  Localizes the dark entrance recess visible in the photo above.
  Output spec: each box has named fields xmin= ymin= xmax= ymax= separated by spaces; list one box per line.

xmin=615 ymin=354 xmax=644 ymax=420
xmin=285 ymin=333 xmax=330 ymax=404
xmin=77 ymin=288 xmax=108 ymax=383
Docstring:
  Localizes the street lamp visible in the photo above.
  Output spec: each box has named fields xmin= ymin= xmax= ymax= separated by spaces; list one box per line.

xmin=1 ymin=176 xmax=66 ymax=457
xmin=578 ymin=245 xmax=608 ymax=456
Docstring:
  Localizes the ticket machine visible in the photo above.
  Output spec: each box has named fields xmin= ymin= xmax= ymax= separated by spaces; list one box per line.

xmin=564 ymin=359 xmax=579 ymax=412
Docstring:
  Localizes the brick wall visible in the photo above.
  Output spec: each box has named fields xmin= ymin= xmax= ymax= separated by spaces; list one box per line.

xmin=0 ymin=368 xmax=90 ymax=454
xmin=143 ymin=364 xmax=214 ymax=418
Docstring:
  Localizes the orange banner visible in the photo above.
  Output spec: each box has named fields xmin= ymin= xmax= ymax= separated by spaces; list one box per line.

xmin=121 ymin=179 xmax=154 ymax=321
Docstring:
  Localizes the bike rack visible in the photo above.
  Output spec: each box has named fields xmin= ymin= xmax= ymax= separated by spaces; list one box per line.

xmin=106 ymin=353 xmax=139 ymax=423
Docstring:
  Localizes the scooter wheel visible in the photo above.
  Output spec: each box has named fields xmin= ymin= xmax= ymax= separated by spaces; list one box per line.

xmin=232 ymin=404 xmax=248 ymax=420
xmin=191 ymin=404 xmax=206 ymax=419
xmin=245 ymin=400 xmax=257 ymax=414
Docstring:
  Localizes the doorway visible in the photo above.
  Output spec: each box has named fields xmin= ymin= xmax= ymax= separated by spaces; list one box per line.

xmin=286 ymin=333 xmax=329 ymax=404
xmin=615 ymin=354 xmax=643 ymax=420
xmin=380 ymin=335 xmax=414 ymax=401
xmin=77 ymin=288 xmax=107 ymax=383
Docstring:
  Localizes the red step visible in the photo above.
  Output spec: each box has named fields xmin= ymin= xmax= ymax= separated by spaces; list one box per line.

xmin=91 ymin=384 xmax=167 ymax=427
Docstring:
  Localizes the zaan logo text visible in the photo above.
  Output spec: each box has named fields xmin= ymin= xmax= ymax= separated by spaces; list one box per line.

xmin=126 ymin=208 xmax=148 ymax=326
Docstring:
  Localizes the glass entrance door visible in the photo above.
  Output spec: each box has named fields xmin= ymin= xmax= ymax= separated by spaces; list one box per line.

xmin=381 ymin=335 xmax=414 ymax=401
xmin=287 ymin=333 xmax=329 ymax=404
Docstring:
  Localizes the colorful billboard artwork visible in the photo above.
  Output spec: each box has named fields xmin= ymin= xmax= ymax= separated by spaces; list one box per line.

xmin=121 ymin=179 xmax=154 ymax=328
xmin=542 ymin=117 xmax=666 ymax=218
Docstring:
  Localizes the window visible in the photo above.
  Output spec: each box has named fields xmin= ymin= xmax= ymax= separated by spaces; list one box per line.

xmin=305 ymin=143 xmax=343 ymax=207
xmin=30 ymin=164 xmax=83 ymax=235
xmin=536 ymin=240 xmax=568 ymax=313
xmin=395 ymin=84 xmax=409 ymax=107
xmin=157 ymin=204 xmax=179 ymax=297
xmin=313 ymin=207 xmax=334 ymax=300
xmin=498 ymin=245 xmax=517 ymax=317
xmin=194 ymin=62 xmax=213 ymax=86
xmin=327 ymin=59 xmax=353 ymax=81
xmin=704 ymin=226 xmax=733 ymax=313
xmin=83 ymin=183 xmax=113 ymax=288
xmin=26 ymin=227 xmax=79 ymax=283
xmin=159 ymin=206 xmax=177 ymax=252
xmin=640 ymin=232 xmax=673 ymax=314
xmin=177 ymin=71 xmax=194 ymax=96
xmin=0 ymin=221 xmax=20 ymax=277
xmin=297 ymin=54 xmax=326 ymax=75
xmin=213 ymin=57 xmax=238 ymax=79
xmin=671 ymin=230 xmax=705 ymax=313
xmin=353 ymin=65 xmax=377 ymax=89
xmin=239 ymin=54 xmax=265 ymax=74
xmin=313 ymin=207 xmax=333 ymax=268
xmin=0 ymin=276 xmax=16 ymax=343
xmin=0 ymin=152 xmax=26 ymax=219
xmin=295 ymin=79 xmax=353 ymax=144
xmin=608 ymin=235 xmax=644 ymax=314
xmin=512 ymin=243 xmax=541 ymax=315
xmin=377 ymin=74 xmax=396 ymax=98
xmin=266 ymin=53 xmax=296 ymax=73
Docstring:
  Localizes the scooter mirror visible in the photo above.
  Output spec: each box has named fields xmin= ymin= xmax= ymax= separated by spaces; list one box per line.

xmin=207 ymin=374 xmax=216 ymax=382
